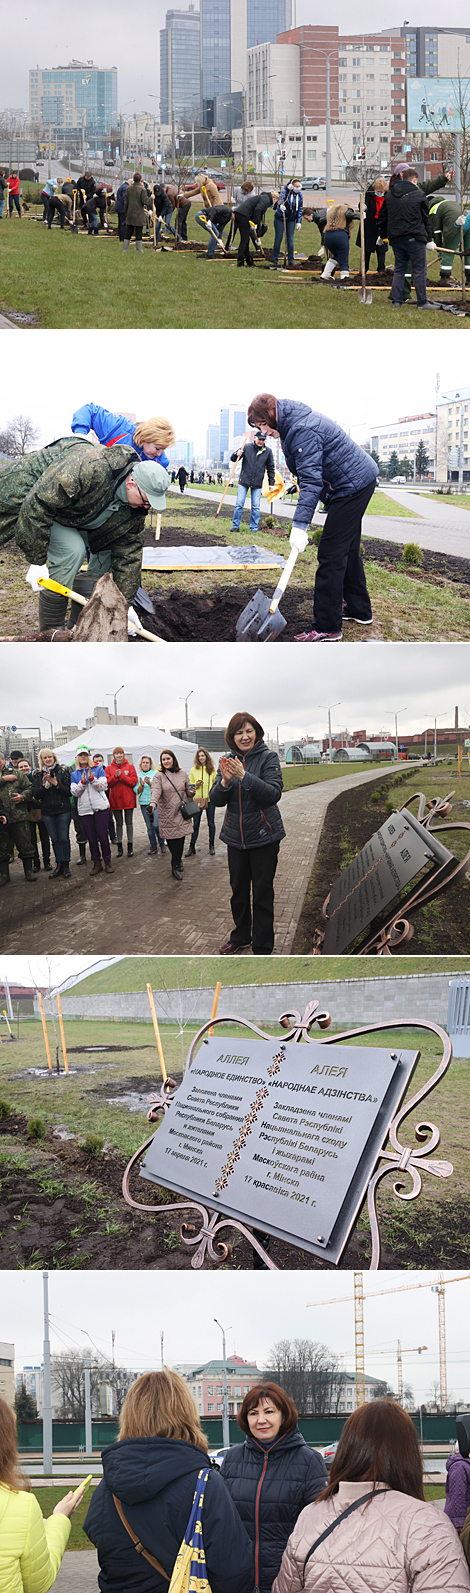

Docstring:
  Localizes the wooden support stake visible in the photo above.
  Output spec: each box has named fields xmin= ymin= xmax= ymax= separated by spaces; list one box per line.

xmin=38 ymin=992 xmax=52 ymax=1072
xmin=147 ymin=983 xmax=167 ymax=1081
xmin=209 ymin=981 xmax=221 ymax=1036
xmin=155 ymin=512 xmax=162 ymax=541
xmin=56 ymin=993 xmax=69 ymax=1074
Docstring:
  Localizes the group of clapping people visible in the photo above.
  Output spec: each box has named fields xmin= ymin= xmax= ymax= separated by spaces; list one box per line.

xmin=2 ymin=1371 xmax=470 ymax=1593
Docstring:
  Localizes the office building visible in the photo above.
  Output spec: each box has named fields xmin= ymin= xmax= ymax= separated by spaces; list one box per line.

xmin=201 ymin=0 xmax=247 ymax=128
xmin=247 ymin=0 xmax=293 ymax=49
xmin=370 ymin=414 xmax=436 ymax=477
xmin=397 ymin=26 xmax=470 ymax=80
xmin=231 ymin=118 xmax=354 ymax=180
xmin=168 ymin=440 xmax=194 ymax=466
xmin=160 ymin=7 xmax=202 ymax=126
xmin=436 ymin=386 xmax=470 ymax=484
xmin=247 ymin=41 xmax=300 ymax=125
xmin=206 ymin=423 xmax=221 ymax=460
xmin=29 ymin=63 xmax=117 ymax=137
xmin=0 ymin=1344 xmax=15 ymax=1407
xmin=16 ymin=1365 xmax=44 ymax=1415
xmin=219 ymin=404 xmax=247 ymax=461
xmin=274 ymin=25 xmax=405 ymax=160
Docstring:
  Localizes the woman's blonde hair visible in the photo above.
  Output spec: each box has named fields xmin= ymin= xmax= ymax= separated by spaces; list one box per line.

xmin=38 ymin=748 xmax=58 ymax=767
xmin=0 ymin=1399 xmax=30 ymax=1493
xmin=119 ymin=1370 xmax=209 ymax=1449
xmin=133 ymin=418 xmax=176 ymax=450
xmin=139 ymin=754 xmax=155 ymax=770
xmin=74 ymin=751 xmax=93 ymax=769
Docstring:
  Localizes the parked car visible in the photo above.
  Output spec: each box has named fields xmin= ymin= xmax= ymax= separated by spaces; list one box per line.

xmin=104 ymin=159 xmax=115 ymax=167
xmin=208 ymin=1446 xmax=233 ymax=1470
xmin=301 ymin=176 xmax=326 ymax=190
xmin=317 ymin=1442 xmax=338 ymax=1468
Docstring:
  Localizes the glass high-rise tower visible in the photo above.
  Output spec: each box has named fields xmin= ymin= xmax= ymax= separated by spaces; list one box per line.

xmin=160 ymin=7 xmax=202 ymax=126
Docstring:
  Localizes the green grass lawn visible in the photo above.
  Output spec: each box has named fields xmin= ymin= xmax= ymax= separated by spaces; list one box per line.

xmin=60 ymin=952 xmax=469 ymax=996
xmin=31 ymin=1487 xmax=94 ymax=1549
xmin=177 ymin=486 xmax=418 ymax=519
xmin=2 ymin=215 xmax=469 ymax=328
xmin=420 ymin=493 xmax=470 ymax=510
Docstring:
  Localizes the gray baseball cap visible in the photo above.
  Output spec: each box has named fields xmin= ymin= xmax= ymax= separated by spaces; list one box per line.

xmin=131 ymin=460 xmax=170 ymax=510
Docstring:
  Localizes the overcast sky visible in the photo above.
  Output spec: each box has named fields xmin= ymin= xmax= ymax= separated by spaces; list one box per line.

xmin=2 ymin=1 xmax=470 ymax=114
xmin=2 ymin=641 xmax=469 ymax=743
xmin=4 ymin=1269 xmax=470 ymax=1404
xmin=0 ymin=330 xmax=462 ymax=457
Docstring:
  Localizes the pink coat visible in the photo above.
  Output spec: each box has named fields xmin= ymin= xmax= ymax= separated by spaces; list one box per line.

xmin=272 ymin=1480 xmax=470 ymax=1593
xmin=150 ymin=768 xmax=193 ymax=839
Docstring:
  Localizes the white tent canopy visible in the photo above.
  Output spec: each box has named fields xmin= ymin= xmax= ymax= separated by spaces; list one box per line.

xmin=55 ymin=723 xmax=198 ymax=771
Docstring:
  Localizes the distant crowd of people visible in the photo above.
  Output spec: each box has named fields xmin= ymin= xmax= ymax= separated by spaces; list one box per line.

xmin=3 ymin=160 xmax=468 ymax=301
xmin=2 ymin=1376 xmax=470 ymax=1593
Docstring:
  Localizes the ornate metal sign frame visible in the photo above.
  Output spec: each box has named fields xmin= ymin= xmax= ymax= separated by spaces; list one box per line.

xmin=313 ymin=790 xmax=470 ymax=955
xmin=122 ymin=999 xmax=452 ymax=1271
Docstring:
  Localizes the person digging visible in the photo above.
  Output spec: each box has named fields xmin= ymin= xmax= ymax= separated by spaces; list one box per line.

xmin=0 ymin=438 xmax=169 ymax=632
xmin=0 ymin=756 xmax=37 ymax=886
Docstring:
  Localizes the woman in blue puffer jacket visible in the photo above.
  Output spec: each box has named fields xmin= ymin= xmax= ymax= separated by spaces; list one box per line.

xmin=221 ymin=1381 xmax=327 ymax=1593
xmin=211 ymin=710 xmax=285 ymax=955
xmin=247 ymin=393 xmax=378 ymax=644
xmin=272 ymin=180 xmax=303 ymax=268
xmin=71 ymin=402 xmax=175 ymax=466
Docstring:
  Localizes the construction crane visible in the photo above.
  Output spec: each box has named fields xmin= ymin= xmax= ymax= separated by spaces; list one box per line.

xmin=308 ymin=1272 xmax=470 ymax=1411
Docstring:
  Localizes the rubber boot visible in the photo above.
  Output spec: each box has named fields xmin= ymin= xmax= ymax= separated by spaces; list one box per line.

xmin=77 ymin=843 xmax=87 ymax=865
xmin=321 ymin=257 xmax=337 ymax=280
xmin=62 ymin=863 xmax=71 ymax=878
xmin=0 ymin=863 xmax=10 ymax=886
xmin=117 ymin=842 xmax=124 ymax=857
xmin=23 ymin=859 xmax=37 ymax=882
xmin=38 ymin=589 xmax=68 ymax=633
xmin=123 ymin=237 xmax=130 ymax=251
xmin=127 ymin=841 xmax=133 ymax=856
xmin=68 ymin=572 xmax=95 ymax=629
xmin=136 ymin=240 xmax=143 ymax=253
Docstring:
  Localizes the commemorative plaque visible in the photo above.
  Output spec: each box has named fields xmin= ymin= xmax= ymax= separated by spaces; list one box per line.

xmin=322 ymin=807 xmax=453 ymax=955
xmin=139 ymin=1031 xmax=421 ymax=1265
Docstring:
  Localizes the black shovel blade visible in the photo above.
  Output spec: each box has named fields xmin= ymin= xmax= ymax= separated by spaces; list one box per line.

xmin=135 ymin=585 xmax=155 ymax=615
xmin=236 ymin=588 xmax=286 ymax=643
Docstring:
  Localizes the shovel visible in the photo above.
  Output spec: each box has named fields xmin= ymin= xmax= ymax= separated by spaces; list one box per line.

xmin=236 ymin=545 xmax=300 ymax=642
xmin=358 ymin=192 xmax=372 ymax=305
xmin=37 ymin=577 xmax=166 ymax=643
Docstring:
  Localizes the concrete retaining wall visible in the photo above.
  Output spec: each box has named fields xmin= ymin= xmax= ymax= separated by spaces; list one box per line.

xmin=52 ymin=972 xmax=470 ymax=1029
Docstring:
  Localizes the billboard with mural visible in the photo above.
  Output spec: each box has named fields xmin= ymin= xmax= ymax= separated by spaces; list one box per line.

xmin=407 ymin=77 xmax=470 ymax=133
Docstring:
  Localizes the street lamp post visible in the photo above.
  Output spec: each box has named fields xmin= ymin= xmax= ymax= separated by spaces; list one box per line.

xmin=42 ymin=1272 xmax=53 ymax=1478
xmin=40 ymin=717 xmax=54 ymax=748
xmin=319 ymin=702 xmax=341 ymax=762
xmin=106 ymin=685 xmax=125 ymax=725
xmin=214 ymin=1318 xmax=231 ymax=1448
xmin=180 ymin=690 xmax=194 ymax=729
xmin=423 ymin=711 xmax=450 ymax=763
xmin=119 ymin=101 xmax=136 ymax=182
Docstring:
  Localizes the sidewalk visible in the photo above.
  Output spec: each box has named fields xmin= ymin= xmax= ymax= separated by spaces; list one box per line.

xmin=171 ymin=486 xmax=470 ymax=559
xmin=54 ymin=1553 xmax=99 ymax=1591
xmin=0 ymin=763 xmax=404 ymax=957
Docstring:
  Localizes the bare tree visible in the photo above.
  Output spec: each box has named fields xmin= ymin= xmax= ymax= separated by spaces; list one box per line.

xmin=51 ymin=1348 xmax=135 ymax=1419
xmin=263 ymin=1337 xmax=344 ymax=1415
xmin=0 ymin=415 xmax=39 ymax=457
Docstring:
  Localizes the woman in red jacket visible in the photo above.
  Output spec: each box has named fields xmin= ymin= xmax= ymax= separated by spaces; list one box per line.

xmin=8 ymin=172 xmax=22 ymax=218
xmin=105 ymin=747 xmax=137 ymax=858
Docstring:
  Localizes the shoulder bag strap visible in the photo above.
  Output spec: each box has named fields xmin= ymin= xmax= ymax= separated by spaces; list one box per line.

xmin=302 ymin=1490 xmax=388 ymax=1583
xmin=112 ymin=1494 xmax=170 ymax=1579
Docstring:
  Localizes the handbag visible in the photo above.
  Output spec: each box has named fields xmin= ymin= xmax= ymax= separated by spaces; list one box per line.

xmin=164 ymin=772 xmax=199 ymax=821
xmin=113 ymin=1466 xmax=212 ymax=1593
xmin=302 ymin=1490 xmax=388 ymax=1584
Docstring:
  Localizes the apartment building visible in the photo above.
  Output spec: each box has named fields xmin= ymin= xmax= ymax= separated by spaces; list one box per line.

xmin=436 ymin=386 xmax=470 ymax=484
xmin=370 ymin=414 xmax=436 ymax=476
xmin=184 ymin=1356 xmax=261 ymax=1415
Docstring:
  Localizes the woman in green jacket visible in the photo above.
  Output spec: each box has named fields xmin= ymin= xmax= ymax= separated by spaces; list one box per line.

xmin=187 ymin=748 xmax=217 ymax=857
xmin=0 ymin=1398 xmax=87 ymax=1592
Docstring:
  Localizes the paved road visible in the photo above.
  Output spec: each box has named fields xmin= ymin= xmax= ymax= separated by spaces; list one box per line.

xmin=1 ymin=763 xmax=404 ymax=957
xmin=54 ymin=1552 xmax=99 ymax=1591
xmin=171 ymin=487 xmax=470 ymax=560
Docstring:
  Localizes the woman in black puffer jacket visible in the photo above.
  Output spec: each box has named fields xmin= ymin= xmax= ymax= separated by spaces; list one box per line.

xmin=211 ymin=711 xmax=285 ymax=956
xmin=221 ymin=1382 xmax=326 ymax=1593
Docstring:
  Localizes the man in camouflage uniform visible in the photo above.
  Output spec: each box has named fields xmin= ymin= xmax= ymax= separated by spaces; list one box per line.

xmin=0 ymin=756 xmax=36 ymax=885
xmin=0 ymin=437 xmax=169 ymax=630
xmin=428 ymin=196 xmax=470 ymax=285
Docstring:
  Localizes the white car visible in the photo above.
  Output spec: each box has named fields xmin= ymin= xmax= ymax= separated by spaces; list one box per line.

xmin=209 ymin=1446 xmax=232 ymax=1469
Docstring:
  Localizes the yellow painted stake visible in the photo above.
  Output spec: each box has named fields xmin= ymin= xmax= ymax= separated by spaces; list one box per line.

xmin=2 ymin=1009 xmax=13 ymax=1039
xmin=458 ymin=745 xmax=462 ymax=778
xmin=147 ymin=983 xmax=167 ymax=1081
xmin=38 ymin=992 xmax=52 ymax=1071
xmin=209 ymin=981 xmax=221 ymax=1036
xmin=56 ymin=993 xmax=69 ymax=1074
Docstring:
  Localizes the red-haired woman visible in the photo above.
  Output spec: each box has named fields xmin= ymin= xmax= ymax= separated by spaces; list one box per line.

xmin=221 ymin=1382 xmax=326 ymax=1593
xmin=211 ymin=713 xmax=285 ymax=954
xmin=273 ymin=1400 xmax=470 ymax=1593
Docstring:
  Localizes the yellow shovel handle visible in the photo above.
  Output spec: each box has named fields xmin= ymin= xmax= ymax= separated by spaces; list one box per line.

xmin=37 ymin=576 xmax=166 ymax=644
